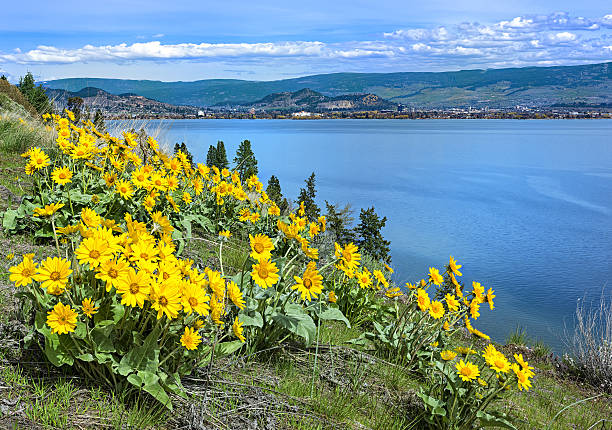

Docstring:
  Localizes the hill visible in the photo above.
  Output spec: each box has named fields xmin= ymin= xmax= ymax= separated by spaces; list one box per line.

xmin=220 ymin=88 xmax=397 ymax=111
xmin=45 ymin=87 xmax=201 ymax=117
xmin=43 ymin=62 xmax=612 ymax=108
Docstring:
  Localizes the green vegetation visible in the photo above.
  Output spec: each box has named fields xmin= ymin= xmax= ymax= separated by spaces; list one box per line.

xmin=0 ymin=97 xmax=609 ymax=429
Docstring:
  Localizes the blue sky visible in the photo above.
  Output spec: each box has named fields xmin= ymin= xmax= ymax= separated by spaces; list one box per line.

xmin=0 ymin=1 xmax=610 ymax=82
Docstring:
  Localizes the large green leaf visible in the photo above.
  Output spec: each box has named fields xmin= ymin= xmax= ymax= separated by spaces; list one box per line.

xmin=238 ymin=310 xmax=263 ymax=328
xmin=272 ymin=304 xmax=316 ymax=345
xmin=417 ymin=391 xmax=447 ymax=417
xmin=477 ymin=410 xmax=518 ymax=429
xmin=127 ymin=370 xmax=173 ymax=410
xmin=214 ymin=340 xmax=244 ymax=358
xmin=117 ymin=325 xmax=161 ymax=376
xmin=317 ymin=307 xmax=351 ymax=328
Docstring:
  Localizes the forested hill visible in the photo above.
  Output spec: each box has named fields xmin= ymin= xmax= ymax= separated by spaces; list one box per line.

xmin=44 ymin=62 xmax=612 ymax=108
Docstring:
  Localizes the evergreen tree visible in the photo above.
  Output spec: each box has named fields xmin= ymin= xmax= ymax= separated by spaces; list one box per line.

xmin=266 ymin=175 xmax=288 ymax=213
xmin=215 ymin=140 xmax=229 ymax=169
xmin=325 ymin=201 xmax=355 ymax=245
xmin=18 ymin=72 xmax=51 ymax=115
xmin=180 ymin=142 xmax=193 ymax=164
xmin=355 ymin=207 xmax=391 ymax=263
xmin=206 ymin=145 xmax=216 ymax=167
xmin=93 ymin=109 xmax=105 ymax=132
xmin=296 ymin=172 xmax=320 ymax=221
xmin=67 ymin=96 xmax=84 ymax=123
xmin=0 ymin=75 xmax=7 ymax=81
xmin=234 ymin=139 xmax=258 ymax=182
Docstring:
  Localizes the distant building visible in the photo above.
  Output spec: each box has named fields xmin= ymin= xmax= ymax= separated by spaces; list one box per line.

xmin=292 ymin=111 xmax=313 ymax=117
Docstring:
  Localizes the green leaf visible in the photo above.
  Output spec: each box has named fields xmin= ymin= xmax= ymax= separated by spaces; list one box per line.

xmin=238 ymin=311 xmax=263 ymax=328
xmin=73 ymin=321 xmax=88 ymax=340
xmin=117 ymin=325 xmax=160 ymax=376
xmin=417 ymin=391 xmax=447 ymax=417
xmin=318 ymin=307 xmax=351 ymax=328
xmin=2 ymin=209 xmax=18 ymax=231
xmin=477 ymin=410 xmax=518 ymax=429
xmin=272 ymin=304 xmax=316 ymax=345
xmin=91 ymin=323 xmax=116 ymax=353
xmin=214 ymin=340 xmax=244 ymax=358
xmin=77 ymin=353 xmax=95 ymax=362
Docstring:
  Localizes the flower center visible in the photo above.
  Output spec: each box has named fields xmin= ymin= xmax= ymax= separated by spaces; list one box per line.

xmin=129 ymin=283 xmax=139 ymax=294
xmin=303 ymin=278 xmax=312 ymax=289
xmin=22 ymin=268 xmax=33 ymax=277
xmin=90 ymin=250 xmax=100 ymax=259
xmin=140 ymin=253 xmax=148 ymax=259
xmin=461 ymin=368 xmax=471 ymax=376
xmin=342 ymin=250 xmax=352 ymax=262
xmin=58 ymin=315 xmax=66 ymax=324
xmin=188 ymin=297 xmax=198 ymax=307
xmin=59 ymin=173 xmax=66 ymax=179
xmin=159 ymin=296 xmax=169 ymax=306
xmin=108 ymin=268 xmax=118 ymax=278
xmin=50 ymin=271 xmax=61 ymax=281
xmin=254 ymin=243 xmax=264 ymax=253
xmin=258 ymin=267 xmax=269 ymax=278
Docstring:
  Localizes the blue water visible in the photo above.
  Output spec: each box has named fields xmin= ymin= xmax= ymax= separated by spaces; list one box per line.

xmin=114 ymin=119 xmax=612 ymax=352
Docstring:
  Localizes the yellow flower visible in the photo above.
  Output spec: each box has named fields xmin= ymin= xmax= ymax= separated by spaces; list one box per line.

xmin=292 ymin=262 xmax=323 ymax=302
xmin=373 ymin=270 xmax=389 ymax=288
xmin=116 ymin=268 xmax=151 ymax=308
xmin=180 ymin=327 xmax=202 ymax=350
xmin=151 ymin=281 xmax=182 ymax=319
xmin=328 ymin=290 xmax=337 ymax=303
xmin=445 ymin=293 xmax=460 ymax=312
xmin=472 ymin=281 xmax=485 ymax=302
xmin=75 ymin=236 xmax=113 ymax=268
xmin=95 ymin=257 xmax=130 ymax=292
xmin=103 ymin=172 xmax=117 ymax=187
xmin=478 ymin=378 xmax=488 ymax=387
xmin=182 ymin=192 xmax=192 ymax=204
xmin=470 ymin=298 xmax=481 ymax=320
xmin=416 ymin=288 xmax=430 ymax=311
xmin=513 ymin=365 xmax=533 ymax=391
xmin=115 ymin=180 xmax=134 ymax=200
xmin=405 ymin=282 xmax=416 ymax=289
xmin=219 ymin=230 xmax=231 ymax=239
xmin=34 ymin=256 xmax=72 ymax=295
xmin=181 ymin=283 xmax=210 ymax=316
xmin=227 ymin=281 xmax=245 ymax=310
xmin=455 ymin=346 xmax=477 ymax=355
xmin=51 ymin=166 xmax=73 ymax=185
xmin=486 ymin=288 xmax=496 ymax=310
xmin=428 ymin=267 xmax=444 ymax=286
xmin=429 ymin=301 xmax=445 ymax=319
xmin=251 ymin=259 xmax=280 ymax=289
xmin=456 ymin=360 xmax=480 ymax=382
xmin=385 ymin=287 xmax=403 ymax=298
xmin=233 ymin=317 xmax=246 ymax=342
xmin=81 ymin=207 xmax=101 ymax=228
xmin=249 ymin=234 xmax=274 ymax=261
xmin=490 ymin=353 xmax=511 ymax=374
xmin=6 ymin=253 xmax=14 ymax=260
xmin=334 ymin=242 xmax=361 ymax=271
xmin=448 ymin=256 xmax=463 ymax=276
xmin=29 ymin=148 xmax=51 ymax=170
xmin=268 ymin=204 xmax=281 ymax=216
xmin=356 ymin=268 xmax=373 ymax=289
xmin=33 ymin=202 xmax=64 ymax=217
xmin=384 ymin=263 xmax=393 ymax=273
xmin=513 ymin=354 xmax=535 ymax=377
xmin=9 ymin=255 xmax=37 ymax=287
xmin=81 ymin=298 xmax=99 ymax=318
xmin=441 ymin=350 xmax=457 ymax=361
xmin=47 ymin=302 xmax=78 ymax=334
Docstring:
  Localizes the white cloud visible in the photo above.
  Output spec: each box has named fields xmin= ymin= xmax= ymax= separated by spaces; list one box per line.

xmin=548 ymin=32 xmax=577 ymax=43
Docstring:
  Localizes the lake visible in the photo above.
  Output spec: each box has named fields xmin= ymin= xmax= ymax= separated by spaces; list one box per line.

xmin=113 ymin=118 xmax=612 ymax=352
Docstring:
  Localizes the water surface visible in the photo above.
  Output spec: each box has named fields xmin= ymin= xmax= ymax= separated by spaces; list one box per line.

xmin=115 ymin=119 xmax=612 ymax=352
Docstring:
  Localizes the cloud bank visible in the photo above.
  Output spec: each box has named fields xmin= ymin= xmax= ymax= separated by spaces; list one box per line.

xmin=1 ymin=12 xmax=611 ymax=71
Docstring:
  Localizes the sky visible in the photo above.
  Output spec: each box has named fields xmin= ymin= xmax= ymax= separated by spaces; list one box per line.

xmin=0 ymin=1 xmax=611 ymax=82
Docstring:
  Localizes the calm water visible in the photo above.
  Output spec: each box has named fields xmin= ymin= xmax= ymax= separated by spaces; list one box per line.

xmin=115 ymin=119 xmax=612 ymax=352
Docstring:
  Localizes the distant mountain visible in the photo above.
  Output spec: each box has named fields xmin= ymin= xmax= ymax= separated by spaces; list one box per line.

xmin=45 ymin=87 xmax=201 ymax=117
xmin=222 ymin=88 xmax=397 ymax=111
xmin=44 ymin=62 xmax=612 ymax=108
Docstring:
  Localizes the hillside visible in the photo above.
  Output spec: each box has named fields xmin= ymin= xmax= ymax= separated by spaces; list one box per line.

xmin=44 ymin=62 xmax=612 ymax=108
xmin=45 ymin=87 xmax=202 ymax=117
xmin=220 ymin=88 xmax=397 ymax=111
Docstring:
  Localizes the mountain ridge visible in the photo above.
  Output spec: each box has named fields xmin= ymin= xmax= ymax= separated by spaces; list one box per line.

xmin=43 ymin=62 xmax=612 ymax=108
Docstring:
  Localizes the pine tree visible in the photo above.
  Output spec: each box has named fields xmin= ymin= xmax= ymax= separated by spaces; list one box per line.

xmin=67 ymin=96 xmax=84 ymax=123
xmin=18 ymin=72 xmax=51 ymax=115
xmin=215 ymin=141 xmax=229 ymax=169
xmin=266 ymin=175 xmax=288 ymax=213
xmin=297 ymin=172 xmax=320 ymax=221
xmin=355 ymin=206 xmax=391 ymax=263
xmin=0 ymin=75 xmax=7 ymax=81
xmin=325 ymin=201 xmax=355 ymax=245
xmin=206 ymin=145 xmax=216 ymax=167
xmin=234 ymin=139 xmax=258 ymax=182
xmin=93 ymin=110 xmax=105 ymax=132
